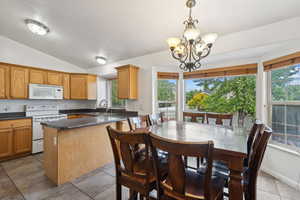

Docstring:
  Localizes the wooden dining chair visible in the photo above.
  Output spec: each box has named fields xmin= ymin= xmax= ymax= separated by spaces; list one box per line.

xmin=148 ymin=112 xmax=164 ymax=126
xmin=206 ymin=113 xmax=233 ymax=126
xmin=244 ymin=126 xmax=272 ymax=200
xmin=213 ymin=120 xmax=265 ymax=173
xmin=106 ymin=126 xmax=157 ymax=200
xmin=149 ymin=133 xmax=224 ymax=200
xmin=128 ymin=115 xmax=150 ymax=131
xmin=183 ymin=112 xmax=206 ymax=123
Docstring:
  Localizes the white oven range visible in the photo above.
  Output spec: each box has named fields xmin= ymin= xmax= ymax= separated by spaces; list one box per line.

xmin=26 ymin=105 xmax=67 ymax=153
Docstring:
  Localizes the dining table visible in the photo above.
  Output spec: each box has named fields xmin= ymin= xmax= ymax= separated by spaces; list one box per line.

xmin=149 ymin=120 xmax=248 ymax=200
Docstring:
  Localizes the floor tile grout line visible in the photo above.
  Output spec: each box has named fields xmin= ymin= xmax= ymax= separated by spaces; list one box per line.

xmin=71 ymin=182 xmax=96 ymax=200
xmin=0 ymin=164 xmax=27 ymax=200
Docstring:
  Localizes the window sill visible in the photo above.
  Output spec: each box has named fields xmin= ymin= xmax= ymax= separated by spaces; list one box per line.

xmin=268 ymin=143 xmax=300 ymax=157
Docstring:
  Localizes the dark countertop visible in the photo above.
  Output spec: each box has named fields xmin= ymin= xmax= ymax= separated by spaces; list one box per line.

xmin=0 ymin=112 xmax=32 ymax=121
xmin=41 ymin=114 xmax=127 ymax=130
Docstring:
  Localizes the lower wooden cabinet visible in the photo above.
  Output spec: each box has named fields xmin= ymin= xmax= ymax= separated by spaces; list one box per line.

xmin=0 ymin=119 xmax=32 ymax=160
xmin=13 ymin=126 xmax=32 ymax=154
xmin=0 ymin=128 xmax=13 ymax=158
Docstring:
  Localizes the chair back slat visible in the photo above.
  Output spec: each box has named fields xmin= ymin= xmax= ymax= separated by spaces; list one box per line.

xmin=206 ymin=113 xmax=233 ymax=126
xmin=128 ymin=115 xmax=150 ymax=131
xmin=245 ymin=126 xmax=272 ymax=200
xmin=148 ymin=113 xmax=164 ymax=126
xmin=245 ymin=120 xmax=265 ymax=166
xmin=150 ymin=133 xmax=214 ymax=199
xmin=106 ymin=126 xmax=151 ymax=178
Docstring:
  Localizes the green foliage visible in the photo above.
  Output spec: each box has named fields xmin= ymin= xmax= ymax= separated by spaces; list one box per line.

xmin=187 ymin=93 xmax=208 ymax=110
xmin=271 ymin=65 xmax=299 ymax=101
xmin=185 ymin=90 xmax=200 ymax=104
xmin=203 ymin=76 xmax=256 ymax=117
xmin=111 ymin=79 xmax=125 ymax=107
xmin=157 ymin=80 xmax=176 ymax=101
xmin=186 ymin=76 xmax=256 ymax=119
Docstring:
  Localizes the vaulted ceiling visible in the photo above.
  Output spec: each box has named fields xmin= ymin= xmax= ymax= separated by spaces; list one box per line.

xmin=0 ymin=0 xmax=300 ymax=68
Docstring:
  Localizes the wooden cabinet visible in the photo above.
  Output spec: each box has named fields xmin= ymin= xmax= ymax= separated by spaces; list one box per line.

xmin=116 ymin=65 xmax=139 ymax=99
xmin=10 ymin=66 xmax=29 ymax=99
xmin=0 ymin=128 xmax=13 ymax=158
xmin=70 ymin=74 xmax=97 ymax=100
xmin=63 ymin=73 xmax=70 ymax=99
xmin=14 ymin=126 xmax=32 ymax=154
xmin=0 ymin=64 xmax=10 ymax=99
xmin=47 ymin=72 xmax=62 ymax=85
xmin=0 ymin=119 xmax=32 ymax=160
xmin=30 ymin=69 xmax=47 ymax=84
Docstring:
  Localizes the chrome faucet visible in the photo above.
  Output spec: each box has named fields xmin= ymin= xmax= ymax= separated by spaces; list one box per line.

xmin=98 ymin=99 xmax=111 ymax=115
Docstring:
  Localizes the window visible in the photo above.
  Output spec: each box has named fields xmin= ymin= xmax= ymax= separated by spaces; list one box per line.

xmin=107 ymin=79 xmax=126 ymax=108
xmin=268 ymin=64 xmax=300 ymax=150
xmin=184 ymin=75 xmax=256 ymax=128
xmin=157 ymin=79 xmax=177 ymax=120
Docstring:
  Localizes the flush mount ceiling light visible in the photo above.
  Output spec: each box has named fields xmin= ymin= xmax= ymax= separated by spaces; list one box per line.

xmin=25 ymin=19 xmax=50 ymax=36
xmin=95 ymin=56 xmax=107 ymax=65
xmin=167 ymin=0 xmax=218 ymax=72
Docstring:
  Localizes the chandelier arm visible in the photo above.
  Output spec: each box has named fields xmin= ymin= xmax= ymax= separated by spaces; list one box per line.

xmin=171 ymin=51 xmax=184 ymax=62
xmin=200 ymin=47 xmax=212 ymax=60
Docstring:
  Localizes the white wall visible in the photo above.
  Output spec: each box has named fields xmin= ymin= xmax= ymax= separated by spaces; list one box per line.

xmin=0 ymin=35 xmax=86 ymax=73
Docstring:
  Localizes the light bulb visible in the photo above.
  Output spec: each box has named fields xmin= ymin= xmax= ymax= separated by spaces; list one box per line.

xmin=25 ymin=19 xmax=50 ymax=36
xmin=167 ymin=37 xmax=181 ymax=50
xmin=95 ymin=56 xmax=107 ymax=65
xmin=202 ymin=33 xmax=218 ymax=44
xmin=184 ymin=27 xmax=200 ymax=41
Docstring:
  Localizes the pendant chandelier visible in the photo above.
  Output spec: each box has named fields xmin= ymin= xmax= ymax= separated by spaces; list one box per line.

xmin=167 ymin=0 xmax=218 ymax=72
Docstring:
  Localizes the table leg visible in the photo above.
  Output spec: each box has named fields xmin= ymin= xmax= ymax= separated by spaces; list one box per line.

xmin=228 ymin=158 xmax=244 ymax=200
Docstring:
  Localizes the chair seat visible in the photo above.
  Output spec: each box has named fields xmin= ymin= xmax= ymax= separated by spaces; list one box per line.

xmin=162 ymin=169 xmax=224 ymax=200
xmin=120 ymin=153 xmax=168 ymax=189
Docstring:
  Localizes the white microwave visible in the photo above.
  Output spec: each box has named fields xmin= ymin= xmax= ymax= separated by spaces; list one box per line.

xmin=29 ymin=84 xmax=63 ymax=100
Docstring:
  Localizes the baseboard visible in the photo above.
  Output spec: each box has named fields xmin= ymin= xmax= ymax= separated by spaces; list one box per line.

xmin=261 ymin=167 xmax=300 ymax=191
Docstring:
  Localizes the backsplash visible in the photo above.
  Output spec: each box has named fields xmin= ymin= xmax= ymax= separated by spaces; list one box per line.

xmin=0 ymin=99 xmax=97 ymax=113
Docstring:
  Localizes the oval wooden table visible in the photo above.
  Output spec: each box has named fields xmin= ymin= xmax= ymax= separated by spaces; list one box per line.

xmin=149 ymin=121 xmax=247 ymax=200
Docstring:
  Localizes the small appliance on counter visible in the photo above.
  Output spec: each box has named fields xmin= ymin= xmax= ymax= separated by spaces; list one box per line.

xmin=26 ymin=105 xmax=67 ymax=153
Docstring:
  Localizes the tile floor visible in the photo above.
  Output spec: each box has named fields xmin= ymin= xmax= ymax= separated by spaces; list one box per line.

xmin=0 ymin=154 xmax=299 ymax=200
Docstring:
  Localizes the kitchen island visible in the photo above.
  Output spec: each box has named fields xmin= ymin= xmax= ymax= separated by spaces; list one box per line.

xmin=41 ymin=114 xmax=130 ymax=185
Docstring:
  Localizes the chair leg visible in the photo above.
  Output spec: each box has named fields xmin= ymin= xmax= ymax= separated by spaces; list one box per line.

xmin=129 ymin=190 xmax=138 ymax=200
xmin=116 ymin=183 xmax=122 ymax=200
xmin=184 ymin=156 xmax=188 ymax=166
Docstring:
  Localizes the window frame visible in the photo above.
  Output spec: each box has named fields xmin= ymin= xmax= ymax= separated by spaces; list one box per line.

xmin=156 ymin=78 xmax=178 ymax=120
xmin=106 ymin=78 xmax=126 ymax=108
xmin=267 ymin=65 xmax=300 ymax=152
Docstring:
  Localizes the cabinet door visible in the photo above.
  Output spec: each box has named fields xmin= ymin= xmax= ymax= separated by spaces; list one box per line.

xmin=13 ymin=126 xmax=32 ymax=154
xmin=30 ymin=69 xmax=47 ymax=84
xmin=47 ymin=72 xmax=62 ymax=85
xmin=63 ymin=73 xmax=70 ymax=99
xmin=0 ymin=65 xmax=10 ymax=99
xmin=0 ymin=128 xmax=13 ymax=158
xmin=10 ymin=66 xmax=29 ymax=99
xmin=70 ymin=75 xmax=87 ymax=99
xmin=87 ymin=75 xmax=97 ymax=100
xmin=117 ymin=68 xmax=129 ymax=99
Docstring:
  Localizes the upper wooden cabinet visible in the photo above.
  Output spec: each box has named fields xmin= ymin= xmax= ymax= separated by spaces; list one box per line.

xmin=70 ymin=74 xmax=97 ymax=100
xmin=47 ymin=71 xmax=63 ymax=85
xmin=63 ymin=73 xmax=70 ymax=99
xmin=29 ymin=69 xmax=47 ymax=84
xmin=10 ymin=66 xmax=29 ymax=99
xmin=0 ymin=64 xmax=10 ymax=99
xmin=116 ymin=65 xmax=139 ymax=99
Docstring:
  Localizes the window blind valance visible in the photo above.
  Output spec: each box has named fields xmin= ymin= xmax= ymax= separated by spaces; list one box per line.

xmin=264 ymin=51 xmax=300 ymax=71
xmin=157 ymin=72 xmax=179 ymax=80
xmin=183 ymin=63 xmax=258 ymax=79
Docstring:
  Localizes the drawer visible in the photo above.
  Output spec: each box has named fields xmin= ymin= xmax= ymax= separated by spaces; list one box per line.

xmin=0 ymin=118 xmax=32 ymax=129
